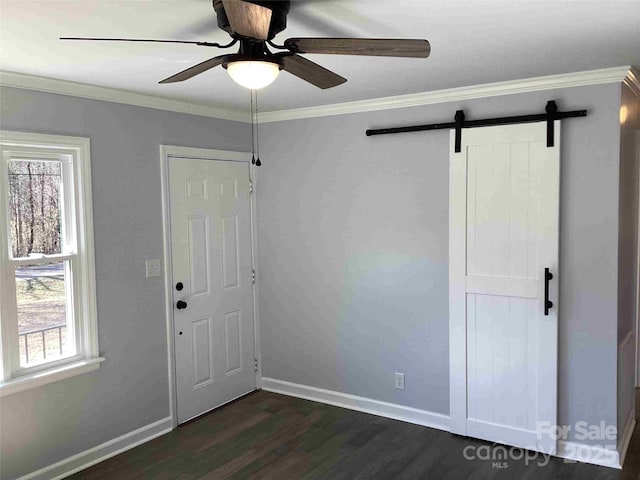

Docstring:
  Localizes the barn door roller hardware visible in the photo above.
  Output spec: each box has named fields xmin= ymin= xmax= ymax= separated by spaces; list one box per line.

xmin=365 ymin=100 xmax=587 ymax=152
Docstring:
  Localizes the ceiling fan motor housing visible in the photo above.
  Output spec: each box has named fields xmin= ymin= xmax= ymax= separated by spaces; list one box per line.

xmin=213 ymin=0 xmax=290 ymax=40
xmin=221 ymin=39 xmax=285 ymax=70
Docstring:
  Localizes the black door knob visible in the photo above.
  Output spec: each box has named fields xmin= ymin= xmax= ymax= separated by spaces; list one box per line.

xmin=176 ymin=300 xmax=187 ymax=310
xmin=176 ymin=282 xmax=183 ymax=291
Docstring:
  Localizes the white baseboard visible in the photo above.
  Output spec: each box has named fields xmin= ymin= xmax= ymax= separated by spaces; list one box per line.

xmin=619 ymin=409 xmax=636 ymax=466
xmin=18 ymin=417 xmax=173 ymax=480
xmin=557 ymin=440 xmax=621 ymax=469
xmin=261 ymin=377 xmax=450 ymax=432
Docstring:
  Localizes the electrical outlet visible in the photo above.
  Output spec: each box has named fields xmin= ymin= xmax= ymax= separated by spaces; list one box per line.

xmin=145 ymin=259 xmax=161 ymax=278
xmin=395 ymin=372 xmax=405 ymax=390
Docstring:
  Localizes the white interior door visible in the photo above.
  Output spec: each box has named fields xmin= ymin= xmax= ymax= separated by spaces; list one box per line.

xmin=169 ymin=157 xmax=255 ymax=424
xmin=449 ymin=121 xmax=560 ymax=454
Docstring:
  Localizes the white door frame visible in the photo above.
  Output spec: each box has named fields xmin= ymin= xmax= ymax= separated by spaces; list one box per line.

xmin=636 ymin=131 xmax=640 ymax=389
xmin=159 ymin=145 xmax=261 ymax=428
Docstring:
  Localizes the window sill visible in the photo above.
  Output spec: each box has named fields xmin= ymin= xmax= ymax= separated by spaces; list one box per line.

xmin=0 ymin=357 xmax=105 ymax=397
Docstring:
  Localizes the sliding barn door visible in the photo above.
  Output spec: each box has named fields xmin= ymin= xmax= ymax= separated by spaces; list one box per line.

xmin=449 ymin=122 xmax=560 ymax=454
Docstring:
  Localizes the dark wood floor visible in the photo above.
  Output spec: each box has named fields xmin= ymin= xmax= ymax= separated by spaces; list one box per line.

xmin=70 ymin=390 xmax=640 ymax=480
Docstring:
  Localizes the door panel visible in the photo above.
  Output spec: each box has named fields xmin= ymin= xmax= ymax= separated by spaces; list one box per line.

xmin=466 ymin=294 xmax=537 ymax=429
xmin=450 ymin=122 xmax=559 ymax=454
xmin=192 ymin=316 xmax=213 ymax=387
xmin=222 ymin=215 xmax=240 ymax=289
xmin=189 ymin=216 xmax=210 ymax=296
xmin=169 ymin=158 xmax=255 ymax=424
xmin=224 ymin=309 xmax=242 ymax=374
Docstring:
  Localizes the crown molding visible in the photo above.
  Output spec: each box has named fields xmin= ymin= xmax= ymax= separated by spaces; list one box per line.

xmin=259 ymin=66 xmax=633 ymax=123
xmin=1 ymin=66 xmax=634 ymax=125
xmin=0 ymin=70 xmax=249 ymax=123
xmin=623 ymin=66 xmax=640 ymax=100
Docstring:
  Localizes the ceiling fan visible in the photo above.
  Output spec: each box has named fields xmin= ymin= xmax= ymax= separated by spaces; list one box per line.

xmin=61 ymin=0 xmax=431 ymax=90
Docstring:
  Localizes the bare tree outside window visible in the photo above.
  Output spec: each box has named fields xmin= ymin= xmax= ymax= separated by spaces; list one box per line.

xmin=8 ymin=160 xmax=62 ymax=258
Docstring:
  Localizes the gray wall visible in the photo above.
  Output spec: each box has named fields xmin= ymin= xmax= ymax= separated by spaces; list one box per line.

xmin=258 ymin=83 xmax=622 ymax=444
xmin=0 ymin=86 xmax=250 ymax=480
xmin=617 ymin=82 xmax=640 ymax=446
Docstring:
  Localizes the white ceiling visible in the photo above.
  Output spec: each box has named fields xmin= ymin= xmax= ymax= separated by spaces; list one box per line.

xmin=1 ymin=0 xmax=639 ymax=114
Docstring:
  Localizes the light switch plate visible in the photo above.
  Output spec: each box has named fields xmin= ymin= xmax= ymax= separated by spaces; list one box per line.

xmin=146 ymin=259 xmax=161 ymax=278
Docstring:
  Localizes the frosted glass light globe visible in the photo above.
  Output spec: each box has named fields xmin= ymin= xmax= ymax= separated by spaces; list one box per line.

xmin=227 ymin=61 xmax=280 ymax=89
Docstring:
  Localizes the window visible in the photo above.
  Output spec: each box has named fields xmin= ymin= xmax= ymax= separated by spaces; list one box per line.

xmin=0 ymin=131 xmax=102 ymax=396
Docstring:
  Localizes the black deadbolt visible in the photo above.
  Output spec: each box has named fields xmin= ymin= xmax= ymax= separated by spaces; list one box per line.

xmin=179 ymin=331 xmax=183 ymax=335
xmin=176 ymin=300 xmax=187 ymax=310
xmin=176 ymin=282 xmax=183 ymax=291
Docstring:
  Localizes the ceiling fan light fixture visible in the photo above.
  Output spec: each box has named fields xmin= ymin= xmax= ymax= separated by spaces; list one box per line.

xmin=226 ymin=60 xmax=280 ymax=89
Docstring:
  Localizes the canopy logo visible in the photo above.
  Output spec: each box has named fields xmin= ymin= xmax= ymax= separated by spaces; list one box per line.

xmin=462 ymin=444 xmax=550 ymax=469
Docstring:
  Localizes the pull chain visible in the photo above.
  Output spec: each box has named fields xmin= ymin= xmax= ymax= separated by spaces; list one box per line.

xmin=250 ymin=90 xmax=256 ymax=165
xmin=255 ymin=90 xmax=262 ymax=167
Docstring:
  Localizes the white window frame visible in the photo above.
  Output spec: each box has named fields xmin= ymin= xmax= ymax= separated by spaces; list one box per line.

xmin=0 ymin=131 xmax=102 ymax=396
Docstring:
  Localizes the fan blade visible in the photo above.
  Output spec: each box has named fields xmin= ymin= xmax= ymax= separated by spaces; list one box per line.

xmin=60 ymin=37 xmax=221 ymax=47
xmin=221 ymin=0 xmax=272 ymax=40
xmin=281 ymin=54 xmax=346 ymax=89
xmin=284 ymin=38 xmax=431 ymax=58
xmin=159 ymin=55 xmax=226 ymax=84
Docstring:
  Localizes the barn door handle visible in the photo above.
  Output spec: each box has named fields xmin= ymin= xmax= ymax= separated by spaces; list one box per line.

xmin=544 ymin=268 xmax=553 ymax=316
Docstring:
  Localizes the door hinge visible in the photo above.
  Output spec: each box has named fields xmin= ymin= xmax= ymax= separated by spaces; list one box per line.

xmin=254 ymin=358 xmax=259 ymax=372
xmin=252 ymin=269 xmax=256 ymax=284
xmin=249 ymin=179 xmax=253 ymax=195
